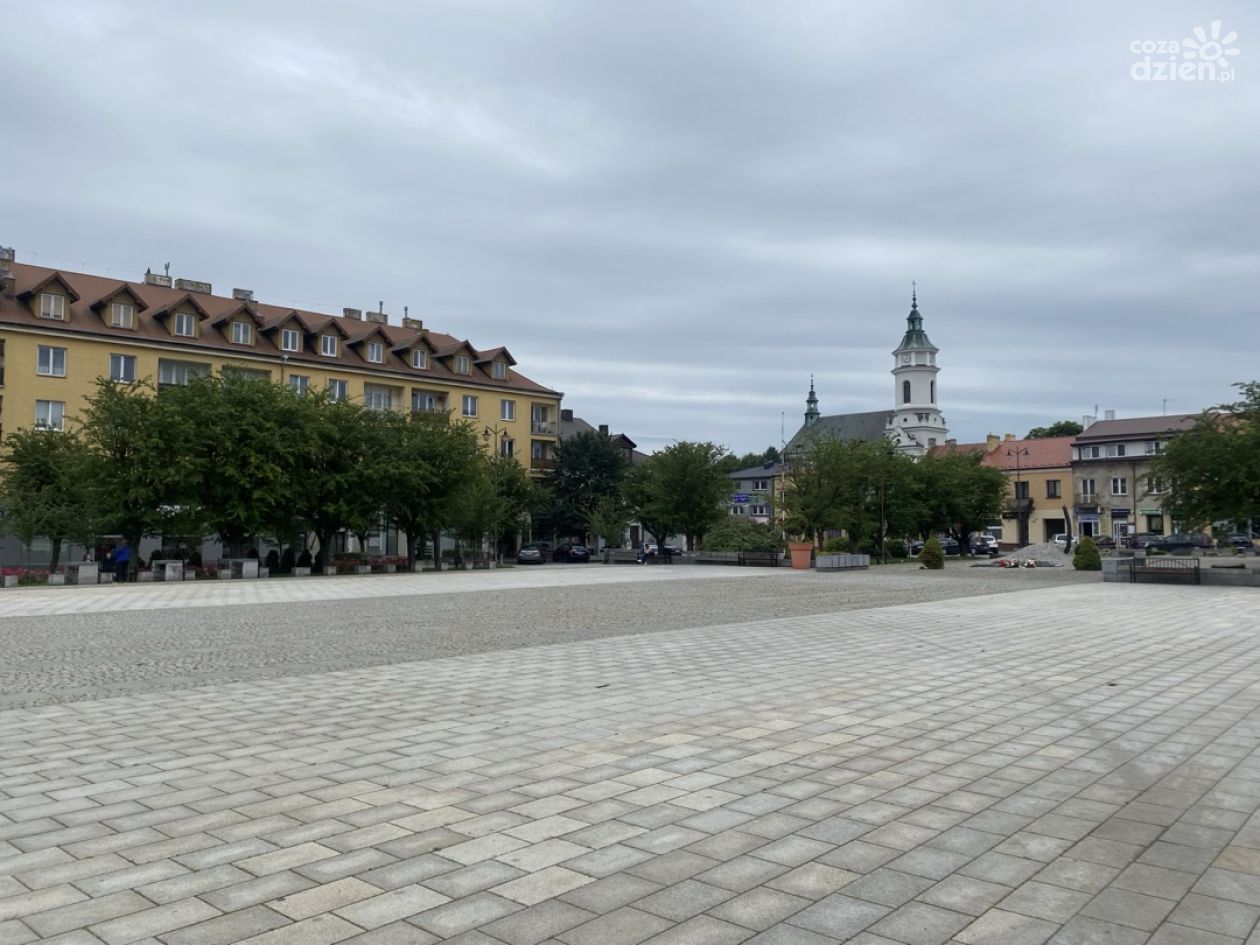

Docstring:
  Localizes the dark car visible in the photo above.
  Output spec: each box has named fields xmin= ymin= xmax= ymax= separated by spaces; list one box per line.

xmin=970 ymin=535 xmax=999 ymax=556
xmin=1091 ymin=535 xmax=1116 ymax=549
xmin=1147 ymin=533 xmax=1212 ymax=553
xmin=1218 ymin=534 xmax=1255 ymax=551
xmin=553 ymin=543 xmax=591 ymax=563
xmin=911 ymin=537 xmax=961 ymax=556
xmin=1128 ymin=533 xmax=1161 ymax=549
xmin=516 ymin=544 xmax=544 ymax=565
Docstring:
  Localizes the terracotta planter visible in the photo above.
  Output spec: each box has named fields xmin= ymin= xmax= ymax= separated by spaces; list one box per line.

xmin=788 ymin=541 xmax=814 ymax=570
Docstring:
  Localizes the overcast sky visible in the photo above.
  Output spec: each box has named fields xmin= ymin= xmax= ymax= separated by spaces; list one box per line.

xmin=5 ymin=1 xmax=1257 ymax=454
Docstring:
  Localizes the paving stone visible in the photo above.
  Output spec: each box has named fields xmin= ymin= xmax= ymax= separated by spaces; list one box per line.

xmin=788 ymin=893 xmax=890 ymax=939
xmin=493 ymin=866 xmax=594 ymax=905
xmin=868 ymin=901 xmax=972 ymax=945
xmin=1046 ymin=915 xmax=1150 ymax=944
xmin=766 ymin=863 xmax=860 ymax=900
xmin=1081 ymin=887 xmax=1177 ymax=931
xmin=1169 ymin=893 xmax=1260 ymax=938
xmin=636 ymin=880 xmax=738 ymax=922
xmin=334 ymin=884 xmax=449 ymax=929
xmin=709 ymin=886 xmax=811 ymax=931
xmin=89 ymin=898 xmax=221 ymax=945
xmin=955 ymin=908 xmax=1059 ymax=945
xmin=162 ymin=905 xmax=290 ymax=945
xmin=269 ymin=877 xmax=381 ymax=920
xmin=918 ymin=874 xmax=1010 ymax=917
xmin=24 ymin=890 xmax=150 ymax=938
xmin=410 ymin=891 xmax=522 ymax=937
xmin=642 ymin=915 xmax=754 ymax=945
xmin=839 ymin=868 xmax=936 ymax=908
xmin=556 ymin=905 xmax=673 ymax=945
xmin=558 ymin=873 xmax=662 ymax=913
xmin=998 ymin=880 xmax=1091 ymax=923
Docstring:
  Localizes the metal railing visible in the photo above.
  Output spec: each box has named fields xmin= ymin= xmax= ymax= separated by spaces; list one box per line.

xmin=531 ymin=420 xmax=555 ymax=435
xmin=530 ymin=456 xmax=557 ymax=471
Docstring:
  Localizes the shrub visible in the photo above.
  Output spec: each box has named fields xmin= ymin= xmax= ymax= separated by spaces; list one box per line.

xmin=701 ymin=518 xmax=782 ymax=552
xmin=823 ymin=536 xmax=849 ymax=553
xmin=1072 ymin=536 xmax=1102 ymax=571
xmin=264 ymin=549 xmax=280 ymax=572
xmin=887 ymin=541 xmax=909 ymax=559
xmin=187 ymin=549 xmax=203 ymax=568
xmin=920 ymin=537 xmax=945 ymax=570
xmin=280 ymin=547 xmax=295 ymax=573
xmin=297 ymin=548 xmax=312 ymax=568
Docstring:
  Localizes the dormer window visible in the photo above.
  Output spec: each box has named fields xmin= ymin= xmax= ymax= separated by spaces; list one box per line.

xmin=40 ymin=293 xmax=65 ymax=320
xmin=411 ymin=349 xmax=427 ymax=369
xmin=492 ymin=361 xmax=507 ymax=380
xmin=454 ymin=354 xmax=471 ymax=375
xmin=174 ymin=312 xmax=196 ymax=337
xmin=366 ymin=341 xmax=384 ymax=364
xmin=231 ymin=322 xmax=253 ymax=345
xmin=280 ymin=328 xmax=300 ymax=352
xmin=321 ymin=335 xmax=338 ymax=357
xmin=110 ymin=302 xmax=135 ymax=329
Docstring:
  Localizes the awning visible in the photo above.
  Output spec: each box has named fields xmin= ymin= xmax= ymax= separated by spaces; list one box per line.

xmin=1139 ymin=509 xmax=1163 ymax=515
xmin=1110 ymin=509 xmax=1130 ymax=517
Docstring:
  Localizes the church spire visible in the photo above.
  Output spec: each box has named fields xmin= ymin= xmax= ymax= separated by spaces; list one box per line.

xmin=895 ymin=284 xmax=933 ymax=351
xmin=804 ymin=375 xmax=819 ymax=427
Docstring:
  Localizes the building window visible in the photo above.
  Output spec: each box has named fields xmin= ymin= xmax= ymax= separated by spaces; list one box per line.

xmin=231 ymin=321 xmax=253 ymax=345
xmin=280 ymin=328 xmax=300 ymax=352
xmin=412 ymin=390 xmax=440 ymax=413
xmin=492 ymin=361 xmax=507 ymax=380
xmin=411 ymin=349 xmax=427 ymax=369
xmin=1082 ymin=445 xmax=1100 ymax=459
xmin=158 ymin=359 xmax=210 ymax=387
xmin=320 ymin=335 xmax=338 ymax=357
xmin=454 ymin=354 xmax=471 ymax=375
xmin=37 ymin=345 xmax=66 ymax=377
xmin=35 ymin=400 xmax=65 ymax=430
xmin=1105 ymin=443 xmax=1126 ymax=458
xmin=111 ymin=302 xmax=135 ymax=328
xmin=1147 ymin=475 xmax=1166 ymax=494
xmin=1145 ymin=440 xmax=1163 ymax=455
xmin=327 ymin=379 xmax=348 ymax=402
xmin=753 ymin=479 xmax=768 ymax=491
xmin=174 ymin=312 xmax=196 ymax=337
xmin=461 ymin=394 xmax=478 ymax=417
xmin=500 ymin=399 xmax=515 ymax=421
xmin=364 ymin=384 xmax=392 ymax=412
xmin=1080 ymin=477 xmax=1096 ymax=498
xmin=366 ymin=342 xmax=383 ymax=363
xmin=751 ymin=504 xmax=768 ymax=516
xmin=1046 ymin=479 xmax=1061 ymax=499
xmin=1146 ymin=514 xmax=1164 ymax=532
xmin=1111 ymin=477 xmax=1128 ymax=496
xmin=289 ymin=375 xmax=310 ymax=395
xmin=110 ymin=354 xmax=136 ymax=383
xmin=40 ymin=293 xmax=65 ymax=320
xmin=902 ymin=380 xmax=911 ymax=404
xmin=930 ymin=380 xmax=935 ymax=403
xmin=500 ymin=438 xmax=514 ymax=458
xmin=1014 ymin=480 xmax=1030 ymax=500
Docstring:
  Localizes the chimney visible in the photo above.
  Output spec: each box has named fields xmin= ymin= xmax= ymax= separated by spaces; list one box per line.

xmin=174 ymin=277 xmax=212 ymax=294
xmin=343 ymin=307 xmax=362 ymax=320
xmin=985 ymin=433 xmax=999 ymax=452
xmin=1004 ymin=433 xmax=1015 ymax=441
xmin=366 ymin=301 xmax=387 ymax=325
xmin=1104 ymin=409 xmax=1116 ymax=421
xmin=561 ymin=408 xmax=574 ymax=422
xmin=143 ymin=268 xmax=173 ymax=288
xmin=1082 ymin=414 xmax=1094 ymax=428
xmin=0 ymin=245 xmax=14 ymax=296
xmin=232 ymin=288 xmax=254 ymax=302
xmin=598 ymin=424 xmax=609 ymax=436
xmin=402 ymin=317 xmax=424 ymax=331
xmin=945 ymin=438 xmax=957 ymax=447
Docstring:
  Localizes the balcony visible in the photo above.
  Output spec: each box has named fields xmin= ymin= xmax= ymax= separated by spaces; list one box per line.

xmin=530 ymin=456 xmax=556 ymax=471
xmin=531 ymin=420 xmax=556 ymax=436
xmin=1074 ymin=492 xmax=1100 ymax=509
xmin=1001 ymin=497 xmax=1033 ymax=519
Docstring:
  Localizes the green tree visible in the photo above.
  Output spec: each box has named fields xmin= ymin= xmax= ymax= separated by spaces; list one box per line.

xmin=920 ymin=536 xmax=945 ymax=569
xmin=585 ymin=494 xmax=631 ymax=550
xmin=1156 ymin=382 xmax=1260 ymax=530
xmin=701 ymin=517 xmax=781 ymax=552
xmin=0 ymin=428 xmax=98 ymax=568
xmin=1026 ymin=420 xmax=1084 ymax=439
xmin=631 ymin=441 xmax=729 ymax=550
xmin=1072 ymin=536 xmax=1102 ymax=570
xmin=542 ymin=430 xmax=629 ymax=540
xmin=716 ymin=446 xmax=781 ymax=475
xmin=915 ymin=451 xmax=1006 ymax=554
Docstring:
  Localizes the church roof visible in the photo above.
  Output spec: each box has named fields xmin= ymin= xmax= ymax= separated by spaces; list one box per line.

xmin=786 ymin=410 xmax=892 ymax=454
xmin=894 ymin=291 xmax=937 ymax=353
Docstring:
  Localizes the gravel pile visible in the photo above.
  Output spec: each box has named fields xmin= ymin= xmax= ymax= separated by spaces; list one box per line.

xmin=998 ymin=540 xmax=1073 ymax=566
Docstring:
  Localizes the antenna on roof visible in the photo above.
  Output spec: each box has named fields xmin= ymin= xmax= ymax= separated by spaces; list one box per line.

xmin=378 ymin=300 xmax=384 ymax=315
xmin=163 ymin=262 xmax=170 ymax=278
xmin=404 ymin=305 xmax=409 ymax=318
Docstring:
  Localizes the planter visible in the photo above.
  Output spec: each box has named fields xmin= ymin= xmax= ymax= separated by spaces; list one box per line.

xmin=97 ymin=572 xmax=113 ymax=585
xmin=258 ymin=567 xmax=269 ymax=578
xmin=138 ymin=571 xmax=154 ymax=582
xmin=3 ymin=575 xmax=17 ymax=588
xmin=354 ymin=565 xmax=372 ymax=574
xmin=217 ymin=569 xmax=232 ymax=579
xmin=788 ymin=541 xmax=815 ymax=570
xmin=382 ymin=563 xmax=397 ymax=573
xmin=292 ymin=566 xmax=311 ymax=576
xmin=320 ymin=566 xmax=338 ymax=576
xmin=816 ymin=553 xmax=871 ymax=571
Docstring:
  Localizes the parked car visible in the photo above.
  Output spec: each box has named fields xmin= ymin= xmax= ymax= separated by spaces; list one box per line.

xmin=1218 ymin=534 xmax=1255 ymax=551
xmin=552 ymin=543 xmax=591 ymax=563
xmin=1147 ymin=533 xmax=1213 ymax=553
xmin=911 ymin=537 xmax=961 ymax=556
xmin=1052 ymin=534 xmax=1069 ymax=548
xmin=1128 ymin=533 xmax=1162 ymax=549
xmin=1091 ymin=535 xmax=1116 ymax=549
xmin=516 ymin=544 xmax=545 ymax=565
xmin=970 ymin=535 xmax=999 ymax=556
xmin=662 ymin=544 xmax=682 ymax=557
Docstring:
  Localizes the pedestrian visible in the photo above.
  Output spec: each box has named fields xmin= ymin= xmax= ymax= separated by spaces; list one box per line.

xmin=114 ymin=540 xmax=131 ymax=583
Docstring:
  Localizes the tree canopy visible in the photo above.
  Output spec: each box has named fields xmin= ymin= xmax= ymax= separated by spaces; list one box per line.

xmin=1026 ymin=420 xmax=1084 ymax=439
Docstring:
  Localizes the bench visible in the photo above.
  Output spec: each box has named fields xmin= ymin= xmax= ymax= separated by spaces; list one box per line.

xmin=738 ymin=551 xmax=782 ymax=567
xmin=1127 ymin=556 xmax=1200 ymax=585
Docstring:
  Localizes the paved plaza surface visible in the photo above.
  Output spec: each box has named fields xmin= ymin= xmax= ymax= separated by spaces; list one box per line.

xmin=3 ymin=568 xmax=1260 ymax=945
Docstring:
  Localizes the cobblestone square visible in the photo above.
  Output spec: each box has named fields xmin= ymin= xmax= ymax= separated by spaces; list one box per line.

xmin=2 ymin=567 xmax=1258 ymax=944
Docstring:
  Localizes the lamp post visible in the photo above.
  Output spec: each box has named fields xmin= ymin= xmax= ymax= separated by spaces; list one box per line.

xmin=482 ymin=425 xmax=509 ymax=561
xmin=1008 ymin=447 xmax=1030 ymax=547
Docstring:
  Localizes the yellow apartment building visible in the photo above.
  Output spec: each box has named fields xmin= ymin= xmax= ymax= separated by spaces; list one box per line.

xmin=0 ymin=249 xmax=562 ymax=478
xmin=982 ymin=433 xmax=1073 ymax=548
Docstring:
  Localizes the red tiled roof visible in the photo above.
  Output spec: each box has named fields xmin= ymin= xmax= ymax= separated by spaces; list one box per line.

xmin=981 ymin=436 xmax=1073 ymax=470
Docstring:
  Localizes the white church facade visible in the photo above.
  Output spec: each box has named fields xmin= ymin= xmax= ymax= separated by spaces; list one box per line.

xmin=786 ymin=291 xmax=948 ymax=457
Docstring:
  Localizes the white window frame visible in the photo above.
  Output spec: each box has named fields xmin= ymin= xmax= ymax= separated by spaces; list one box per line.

xmin=363 ymin=384 xmax=392 ymax=412
xmin=461 ymin=394 xmax=478 ymax=417
xmin=289 ymin=375 xmax=310 ymax=395
xmin=320 ymin=335 xmax=338 ymax=357
xmin=231 ymin=321 xmax=253 ymax=345
xmin=327 ymin=379 xmax=348 ymax=402
xmin=109 ymin=353 xmax=136 ymax=383
xmin=454 ymin=354 xmax=471 ymax=375
xmin=366 ymin=341 xmax=384 ymax=364
xmin=40 ymin=293 xmax=65 ymax=320
xmin=492 ymin=361 xmax=507 ymax=380
xmin=1111 ymin=477 xmax=1128 ymax=496
xmin=158 ymin=360 xmax=209 ymax=386
xmin=37 ymin=345 xmax=66 ymax=377
xmin=411 ymin=349 xmax=427 ymax=369
xmin=500 ymin=438 xmax=514 ymax=458
xmin=500 ymin=399 xmax=515 ymax=421
xmin=1080 ymin=477 xmax=1096 ymax=498
xmin=173 ymin=312 xmax=196 ymax=337
xmin=280 ymin=328 xmax=300 ymax=352
xmin=35 ymin=400 xmax=65 ymax=430
xmin=1082 ymin=445 xmax=1100 ymax=459
xmin=110 ymin=301 xmax=135 ymax=328
xmin=753 ymin=479 xmax=768 ymax=491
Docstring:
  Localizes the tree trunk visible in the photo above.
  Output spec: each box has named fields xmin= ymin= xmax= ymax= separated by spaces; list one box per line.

xmin=49 ymin=537 xmax=63 ymax=571
xmin=404 ymin=530 xmax=415 ymax=569
xmin=431 ymin=529 xmax=442 ymax=571
xmin=315 ymin=530 xmax=332 ymax=569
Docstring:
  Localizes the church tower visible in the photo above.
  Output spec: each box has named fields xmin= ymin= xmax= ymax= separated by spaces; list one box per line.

xmin=890 ymin=288 xmax=948 ymax=456
xmin=804 ymin=375 xmax=820 ymax=427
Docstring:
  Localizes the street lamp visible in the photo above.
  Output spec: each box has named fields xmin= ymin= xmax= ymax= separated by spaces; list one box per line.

xmin=1008 ymin=447 xmax=1030 ymax=547
xmin=482 ymin=425 xmax=508 ymax=455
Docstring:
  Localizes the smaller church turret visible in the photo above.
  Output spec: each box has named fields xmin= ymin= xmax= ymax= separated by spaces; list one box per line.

xmin=890 ymin=286 xmax=948 ymax=455
xmin=804 ymin=375 xmax=820 ymax=427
